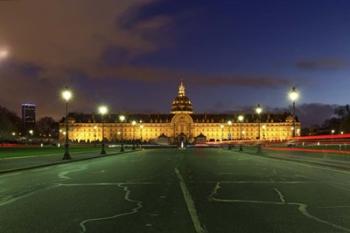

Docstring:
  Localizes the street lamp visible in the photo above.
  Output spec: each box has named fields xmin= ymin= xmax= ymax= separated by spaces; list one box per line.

xmin=331 ymin=129 xmax=335 ymax=135
xmin=139 ymin=124 xmax=144 ymax=149
xmin=227 ymin=120 xmax=232 ymax=150
xmin=61 ymin=88 xmax=73 ymax=160
xmin=0 ymin=48 xmax=9 ymax=61
xmin=238 ymin=115 xmax=244 ymax=151
xmin=220 ymin=124 xmax=224 ymax=142
xmin=289 ymin=87 xmax=299 ymax=137
xmin=93 ymin=125 xmax=97 ymax=147
xmin=131 ymin=120 xmax=137 ymax=150
xmin=255 ymin=104 xmax=263 ymax=153
xmin=255 ymin=104 xmax=263 ymax=140
xmin=98 ymin=105 xmax=108 ymax=155
xmin=119 ymin=115 xmax=126 ymax=152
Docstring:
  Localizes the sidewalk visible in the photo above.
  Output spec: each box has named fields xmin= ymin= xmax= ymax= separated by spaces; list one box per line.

xmin=0 ymin=149 xmax=137 ymax=174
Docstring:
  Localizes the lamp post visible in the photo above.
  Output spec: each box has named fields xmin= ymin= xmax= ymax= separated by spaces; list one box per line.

xmin=289 ymin=87 xmax=299 ymax=137
xmin=220 ymin=124 xmax=224 ymax=143
xmin=227 ymin=120 xmax=232 ymax=150
xmin=255 ymin=104 xmax=263 ymax=153
xmin=139 ymin=124 xmax=144 ymax=149
xmin=131 ymin=120 xmax=137 ymax=150
xmin=98 ymin=105 xmax=108 ymax=155
xmin=238 ymin=115 xmax=244 ymax=152
xmin=119 ymin=115 xmax=126 ymax=152
xmin=61 ymin=88 xmax=73 ymax=160
xmin=93 ymin=125 xmax=97 ymax=147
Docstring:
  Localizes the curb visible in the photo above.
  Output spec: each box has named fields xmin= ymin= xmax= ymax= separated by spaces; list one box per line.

xmin=0 ymin=149 xmax=141 ymax=175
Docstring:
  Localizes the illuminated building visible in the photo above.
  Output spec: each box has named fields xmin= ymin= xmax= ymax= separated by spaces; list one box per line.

xmin=59 ymin=82 xmax=300 ymax=143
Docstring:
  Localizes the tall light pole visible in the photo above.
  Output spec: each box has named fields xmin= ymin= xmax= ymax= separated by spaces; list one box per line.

xmin=289 ymin=86 xmax=299 ymax=137
xmin=220 ymin=124 xmax=224 ymax=142
xmin=227 ymin=120 xmax=232 ymax=150
xmin=119 ymin=115 xmax=126 ymax=152
xmin=255 ymin=104 xmax=263 ymax=140
xmin=98 ymin=105 xmax=108 ymax=155
xmin=238 ymin=115 xmax=244 ymax=152
xmin=139 ymin=124 xmax=144 ymax=149
xmin=131 ymin=120 xmax=137 ymax=150
xmin=255 ymin=104 xmax=263 ymax=153
xmin=61 ymin=88 xmax=73 ymax=160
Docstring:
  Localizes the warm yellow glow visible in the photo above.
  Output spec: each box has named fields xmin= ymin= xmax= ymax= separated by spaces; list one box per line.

xmin=255 ymin=104 xmax=263 ymax=114
xmin=98 ymin=105 xmax=108 ymax=115
xmin=12 ymin=132 xmax=16 ymax=136
xmin=331 ymin=129 xmax=335 ymax=134
xmin=131 ymin=120 xmax=137 ymax=126
xmin=119 ymin=115 xmax=126 ymax=122
xmin=61 ymin=89 xmax=73 ymax=102
xmin=140 ymin=124 xmax=144 ymax=129
xmin=29 ymin=130 xmax=34 ymax=135
xmin=289 ymin=87 xmax=299 ymax=102
xmin=0 ymin=48 xmax=9 ymax=60
xmin=262 ymin=125 xmax=266 ymax=129
xmin=227 ymin=120 xmax=232 ymax=125
xmin=238 ymin=115 xmax=244 ymax=122
xmin=220 ymin=124 xmax=224 ymax=128
xmin=341 ymin=131 xmax=344 ymax=135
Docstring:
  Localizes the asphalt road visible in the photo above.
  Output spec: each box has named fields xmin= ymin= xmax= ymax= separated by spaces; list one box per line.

xmin=1 ymin=148 xmax=350 ymax=233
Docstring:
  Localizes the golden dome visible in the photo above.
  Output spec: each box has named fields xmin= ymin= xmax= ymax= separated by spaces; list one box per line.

xmin=171 ymin=81 xmax=193 ymax=114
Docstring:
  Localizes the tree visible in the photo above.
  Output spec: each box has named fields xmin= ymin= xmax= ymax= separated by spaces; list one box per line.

xmin=35 ymin=117 xmax=58 ymax=138
xmin=0 ymin=105 xmax=22 ymax=141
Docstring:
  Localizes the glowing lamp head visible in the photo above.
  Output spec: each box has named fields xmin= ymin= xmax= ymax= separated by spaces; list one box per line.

xmin=119 ymin=115 xmax=126 ymax=122
xmin=255 ymin=104 xmax=263 ymax=115
xmin=238 ymin=115 xmax=244 ymax=122
xmin=131 ymin=120 xmax=137 ymax=126
xmin=61 ymin=89 xmax=73 ymax=102
xmin=331 ymin=129 xmax=335 ymax=134
xmin=98 ymin=105 xmax=108 ymax=115
xmin=289 ymin=87 xmax=299 ymax=102
xmin=0 ymin=48 xmax=9 ymax=60
xmin=227 ymin=120 xmax=232 ymax=125
xmin=29 ymin=129 xmax=34 ymax=135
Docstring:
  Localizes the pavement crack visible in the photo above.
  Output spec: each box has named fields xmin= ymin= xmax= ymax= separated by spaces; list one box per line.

xmin=209 ymin=183 xmax=350 ymax=232
xmin=79 ymin=183 xmax=143 ymax=233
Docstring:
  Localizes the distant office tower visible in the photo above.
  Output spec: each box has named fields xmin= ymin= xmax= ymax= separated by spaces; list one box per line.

xmin=21 ymin=104 xmax=36 ymax=130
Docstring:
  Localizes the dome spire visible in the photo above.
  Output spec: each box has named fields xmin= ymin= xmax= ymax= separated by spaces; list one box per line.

xmin=178 ymin=80 xmax=185 ymax=97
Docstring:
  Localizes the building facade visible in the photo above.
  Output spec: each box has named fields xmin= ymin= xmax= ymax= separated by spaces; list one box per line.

xmin=60 ymin=82 xmax=300 ymax=143
xmin=21 ymin=103 xmax=36 ymax=130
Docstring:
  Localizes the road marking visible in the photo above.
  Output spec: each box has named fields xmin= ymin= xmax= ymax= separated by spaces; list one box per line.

xmin=209 ymin=182 xmax=350 ymax=232
xmin=58 ymin=165 xmax=87 ymax=180
xmin=274 ymin=188 xmax=286 ymax=204
xmin=79 ymin=183 xmax=143 ymax=233
xmin=174 ymin=168 xmax=207 ymax=233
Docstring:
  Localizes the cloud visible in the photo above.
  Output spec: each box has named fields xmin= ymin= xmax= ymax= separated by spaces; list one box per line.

xmin=0 ymin=0 xmax=167 ymax=70
xmin=83 ymin=64 xmax=290 ymax=87
xmin=296 ymin=58 xmax=349 ymax=70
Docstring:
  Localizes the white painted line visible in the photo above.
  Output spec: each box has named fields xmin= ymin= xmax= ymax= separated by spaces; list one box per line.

xmin=174 ymin=168 xmax=207 ymax=233
xmin=274 ymin=188 xmax=286 ymax=204
xmin=79 ymin=183 xmax=143 ymax=233
xmin=58 ymin=165 xmax=87 ymax=180
xmin=209 ymin=182 xmax=350 ymax=232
